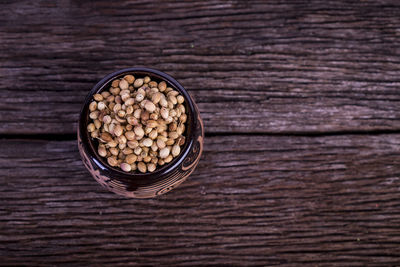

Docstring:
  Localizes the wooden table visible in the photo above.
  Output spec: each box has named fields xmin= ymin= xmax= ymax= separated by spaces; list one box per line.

xmin=1 ymin=1 xmax=400 ymax=265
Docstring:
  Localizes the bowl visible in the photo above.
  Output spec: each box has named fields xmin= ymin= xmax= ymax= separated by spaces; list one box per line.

xmin=78 ymin=67 xmax=204 ymax=198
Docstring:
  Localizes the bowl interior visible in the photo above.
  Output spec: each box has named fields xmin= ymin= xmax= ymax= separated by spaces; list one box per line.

xmin=79 ymin=68 xmax=197 ymax=185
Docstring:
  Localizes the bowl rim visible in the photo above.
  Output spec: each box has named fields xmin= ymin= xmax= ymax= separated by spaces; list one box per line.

xmin=78 ymin=67 xmax=197 ymax=185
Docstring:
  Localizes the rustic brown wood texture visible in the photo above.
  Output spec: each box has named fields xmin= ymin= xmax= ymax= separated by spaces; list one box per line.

xmin=1 ymin=0 xmax=400 ymax=266
xmin=1 ymin=136 xmax=400 ymax=265
xmin=1 ymin=0 xmax=400 ymax=134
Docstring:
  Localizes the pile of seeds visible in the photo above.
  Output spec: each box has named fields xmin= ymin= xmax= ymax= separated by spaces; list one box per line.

xmin=86 ymin=74 xmax=187 ymax=173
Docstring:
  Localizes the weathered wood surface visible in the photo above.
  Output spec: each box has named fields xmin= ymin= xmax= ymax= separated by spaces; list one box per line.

xmin=1 ymin=0 xmax=400 ymax=134
xmin=1 ymin=135 xmax=400 ymax=265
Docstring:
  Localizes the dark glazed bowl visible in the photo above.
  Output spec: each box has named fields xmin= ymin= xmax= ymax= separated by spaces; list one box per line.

xmin=78 ymin=67 xmax=204 ymax=198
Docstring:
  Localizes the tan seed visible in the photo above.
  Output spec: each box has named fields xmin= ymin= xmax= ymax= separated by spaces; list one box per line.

xmin=117 ymin=110 xmax=126 ymax=118
xmin=142 ymin=138 xmax=153 ymax=147
xmin=101 ymin=132 xmax=113 ymax=142
xmin=126 ymin=105 xmax=134 ymax=115
xmin=114 ymin=125 xmax=123 ymax=137
xmin=122 ymin=147 xmax=133 ymax=155
xmin=107 ymin=157 xmax=118 ymax=167
xmin=125 ymin=154 xmax=137 ymax=164
xmin=127 ymin=140 xmax=139 ymax=149
xmin=119 ymin=79 xmax=129 ymax=90
xmin=157 ymin=138 xmax=166 ymax=149
xmin=120 ymin=163 xmax=131 ymax=172
xmin=134 ymin=126 xmax=144 ymax=137
xmin=169 ymin=131 xmax=179 ymax=139
xmin=138 ymin=162 xmax=147 ymax=173
xmin=107 ymin=140 xmax=118 ymax=148
xmin=125 ymin=98 xmax=134 ymax=106
xmin=151 ymin=92 xmax=162 ymax=104
xmin=97 ymin=101 xmax=106 ymax=110
xmin=113 ymin=103 xmax=121 ymax=113
xmin=147 ymin=163 xmax=156 ymax=172
xmin=89 ymin=111 xmax=99 ymax=120
xmin=98 ymin=145 xmax=107 ymax=157
xmin=158 ymin=81 xmax=167 ymax=92
xmin=89 ymin=101 xmax=97 ymax=112
xmin=172 ymin=144 xmax=181 ymax=157
xmin=144 ymin=101 xmax=156 ymax=113
xmin=91 ymin=130 xmax=99 ymax=138
xmin=87 ymin=123 xmax=95 ymax=132
xmin=127 ymin=116 xmax=138 ymax=126
xmin=110 ymin=147 xmax=119 ymax=156
xmin=143 ymin=156 xmax=151 ymax=163
xmin=166 ymin=138 xmax=175 ymax=146
xmin=125 ymin=131 xmax=135 ymax=140
xmin=177 ymin=95 xmax=185 ymax=104
xmin=159 ymin=147 xmax=170 ymax=158
xmin=94 ymin=119 xmax=101 ymax=129
xmin=101 ymin=91 xmax=110 ymax=98
xmin=111 ymin=79 xmax=120 ymax=87
xmin=124 ymin=75 xmax=135 ymax=84
xmin=144 ymin=76 xmax=151 ymax=84
xmin=149 ymin=81 xmax=158 ymax=88
xmin=93 ymin=94 xmax=103 ymax=101
xmin=164 ymin=155 xmax=173 ymax=163
xmin=134 ymin=146 xmax=142 ymax=155
xmin=149 ymin=129 xmax=158 ymax=139
xmin=146 ymin=120 xmax=158 ymax=128
xmin=134 ymin=78 xmax=144 ymax=88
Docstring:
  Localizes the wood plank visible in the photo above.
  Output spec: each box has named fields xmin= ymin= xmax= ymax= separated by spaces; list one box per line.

xmin=1 ymin=135 xmax=399 ymax=265
xmin=1 ymin=0 xmax=400 ymax=134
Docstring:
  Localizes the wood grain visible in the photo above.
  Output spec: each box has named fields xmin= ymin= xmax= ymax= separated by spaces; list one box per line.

xmin=1 ymin=135 xmax=399 ymax=265
xmin=1 ymin=0 xmax=400 ymax=134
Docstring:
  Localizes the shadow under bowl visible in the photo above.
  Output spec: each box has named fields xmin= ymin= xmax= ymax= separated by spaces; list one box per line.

xmin=78 ymin=67 xmax=204 ymax=198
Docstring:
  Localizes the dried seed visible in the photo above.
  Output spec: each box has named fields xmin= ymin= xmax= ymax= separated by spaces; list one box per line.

xmin=133 ymin=109 xmax=141 ymax=119
xmin=169 ymin=122 xmax=177 ymax=132
xmin=160 ymin=98 xmax=168 ymax=108
xmin=125 ymin=131 xmax=135 ymax=140
xmin=94 ymin=119 xmax=101 ymax=129
xmin=151 ymin=92 xmax=162 ymax=104
xmin=119 ymin=79 xmax=129 ymax=90
xmin=89 ymin=101 xmax=97 ymax=112
xmin=117 ymin=110 xmax=126 ymax=118
xmin=117 ymin=135 xmax=127 ymax=144
xmin=91 ymin=130 xmax=99 ymax=138
xmin=115 ymin=95 xmax=122 ymax=104
xmin=160 ymin=107 xmax=169 ymax=119
xmin=125 ymin=98 xmax=135 ymax=106
xmin=118 ymin=143 xmax=126 ymax=150
xmin=159 ymin=147 xmax=170 ymax=158
xmin=134 ymin=126 xmax=144 ymax=137
xmin=127 ymin=116 xmax=138 ymax=126
xmin=149 ymin=81 xmax=158 ymax=88
xmin=177 ymin=95 xmax=185 ymax=104
xmin=143 ymin=156 xmax=151 ymax=163
xmin=138 ymin=162 xmax=147 ymax=173
xmin=126 ymin=105 xmax=134 ymax=115
xmin=98 ymin=101 xmax=106 ymax=111
xmin=98 ymin=145 xmax=107 ymax=157
xmin=120 ymin=163 xmax=131 ymax=172
xmin=146 ymin=120 xmax=158 ymax=128
xmin=110 ymin=87 xmax=120 ymax=95
xmin=89 ymin=111 xmax=100 ymax=120
xmin=158 ymin=81 xmax=167 ymax=92
xmin=164 ymin=155 xmax=173 ymax=163
xmin=144 ymin=76 xmax=151 ymax=84
xmin=101 ymin=132 xmax=113 ymax=142
xmin=142 ymin=138 xmax=153 ymax=147
xmin=149 ymin=129 xmax=158 ymax=139
xmin=107 ymin=140 xmax=118 ymax=148
xmin=180 ymin=114 xmax=187 ymax=123
xmin=169 ymin=131 xmax=179 ymax=139
xmin=114 ymin=125 xmax=123 ymax=137
xmin=87 ymin=123 xmax=95 ymax=132
xmin=111 ymin=79 xmax=120 ymax=87
xmin=124 ymin=75 xmax=135 ymax=84
xmin=144 ymin=100 xmax=156 ymax=113
xmin=110 ymin=147 xmax=119 ymax=156
xmin=157 ymin=138 xmax=166 ymax=149
xmin=141 ymin=110 xmax=150 ymax=121
xmin=122 ymin=147 xmax=133 ymax=155
xmin=107 ymin=157 xmax=118 ymax=167
xmin=130 ymin=163 xmax=137 ymax=171
xmin=121 ymin=93 xmax=130 ymax=102
xmin=158 ymin=159 xmax=165 ymax=166
xmin=93 ymin=94 xmax=103 ymax=101
xmin=113 ymin=103 xmax=121 ymax=113
xmin=166 ymin=138 xmax=175 ymax=146
xmin=127 ymin=140 xmax=139 ymax=149
xmin=134 ymin=78 xmax=144 ymax=88
xmin=134 ymin=146 xmax=142 ymax=155
xmin=147 ymin=163 xmax=156 ymax=172
xmin=101 ymin=91 xmax=110 ymax=98
xmin=172 ymin=144 xmax=181 ymax=157
xmin=165 ymin=87 xmax=173 ymax=93
xmin=151 ymin=142 xmax=158 ymax=152
xmin=125 ymin=154 xmax=137 ymax=164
